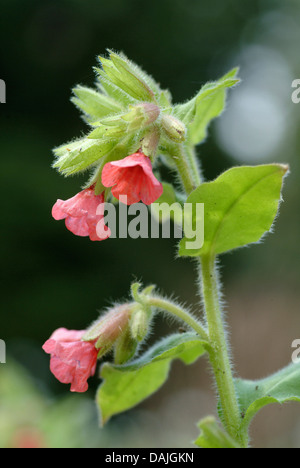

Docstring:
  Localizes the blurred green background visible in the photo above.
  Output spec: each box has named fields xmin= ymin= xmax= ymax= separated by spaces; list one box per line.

xmin=1 ymin=0 xmax=300 ymax=448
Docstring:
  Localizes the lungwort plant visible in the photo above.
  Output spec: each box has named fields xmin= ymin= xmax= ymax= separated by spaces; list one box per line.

xmin=44 ymin=50 xmax=300 ymax=448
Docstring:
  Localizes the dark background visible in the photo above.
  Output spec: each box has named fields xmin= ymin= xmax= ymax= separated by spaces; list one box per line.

xmin=1 ymin=0 xmax=300 ymax=448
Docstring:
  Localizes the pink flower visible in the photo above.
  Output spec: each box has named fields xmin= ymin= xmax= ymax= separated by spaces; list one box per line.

xmin=101 ymin=152 xmax=163 ymax=205
xmin=52 ymin=188 xmax=110 ymax=241
xmin=42 ymin=328 xmax=98 ymax=393
xmin=11 ymin=429 xmax=46 ymax=449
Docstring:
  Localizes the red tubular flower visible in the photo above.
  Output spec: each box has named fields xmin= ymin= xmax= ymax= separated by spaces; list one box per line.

xmin=52 ymin=188 xmax=110 ymax=241
xmin=101 ymin=152 xmax=163 ymax=205
xmin=42 ymin=328 xmax=98 ymax=393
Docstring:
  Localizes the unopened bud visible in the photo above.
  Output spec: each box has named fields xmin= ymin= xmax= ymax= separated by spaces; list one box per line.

xmin=123 ymin=103 xmax=160 ymax=131
xmin=130 ymin=308 xmax=150 ymax=342
xmin=114 ymin=327 xmax=138 ymax=365
xmin=82 ymin=304 xmax=132 ymax=355
xmin=161 ymin=115 xmax=186 ymax=143
xmin=141 ymin=127 xmax=160 ymax=157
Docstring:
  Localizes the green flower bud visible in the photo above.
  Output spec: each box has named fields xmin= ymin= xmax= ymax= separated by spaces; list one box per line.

xmin=141 ymin=126 xmax=160 ymax=158
xmin=114 ymin=327 xmax=138 ymax=365
xmin=123 ymin=103 xmax=160 ymax=130
xmin=161 ymin=115 xmax=186 ymax=143
xmin=88 ymin=103 xmax=160 ymax=140
xmin=130 ymin=308 xmax=150 ymax=342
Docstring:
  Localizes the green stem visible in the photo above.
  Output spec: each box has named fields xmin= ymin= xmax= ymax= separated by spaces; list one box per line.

xmin=148 ymin=297 xmax=209 ymax=342
xmin=185 ymin=145 xmax=202 ymax=187
xmin=172 ymin=145 xmax=198 ymax=195
xmin=173 ymin=142 xmax=246 ymax=447
xmin=200 ymin=255 xmax=247 ymax=447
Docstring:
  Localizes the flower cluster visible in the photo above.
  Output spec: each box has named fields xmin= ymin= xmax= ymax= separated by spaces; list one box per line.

xmin=52 ymin=151 xmax=163 ymax=241
xmin=50 ymin=51 xmax=190 ymax=241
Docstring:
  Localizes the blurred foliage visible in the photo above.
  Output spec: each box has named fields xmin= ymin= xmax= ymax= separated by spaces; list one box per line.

xmin=0 ymin=0 xmax=300 ymax=448
xmin=0 ymin=359 xmax=105 ymax=448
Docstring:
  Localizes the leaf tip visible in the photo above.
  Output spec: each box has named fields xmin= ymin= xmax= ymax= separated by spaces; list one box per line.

xmin=279 ymin=163 xmax=290 ymax=175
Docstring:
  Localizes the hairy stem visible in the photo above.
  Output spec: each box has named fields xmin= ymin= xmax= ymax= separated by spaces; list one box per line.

xmin=172 ymin=144 xmax=198 ymax=195
xmin=174 ymin=141 xmax=246 ymax=447
xmin=200 ymin=255 xmax=248 ymax=447
xmin=148 ymin=297 xmax=209 ymax=342
xmin=185 ymin=144 xmax=202 ymax=187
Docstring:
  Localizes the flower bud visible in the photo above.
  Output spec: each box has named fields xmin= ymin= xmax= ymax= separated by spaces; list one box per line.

xmin=123 ymin=103 xmax=160 ymax=131
xmin=82 ymin=305 xmax=132 ymax=355
xmin=161 ymin=115 xmax=186 ymax=143
xmin=141 ymin=127 xmax=160 ymax=158
xmin=130 ymin=308 xmax=150 ymax=342
xmin=114 ymin=327 xmax=138 ymax=365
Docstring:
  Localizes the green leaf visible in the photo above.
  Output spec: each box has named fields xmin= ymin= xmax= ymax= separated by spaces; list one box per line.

xmin=158 ymin=89 xmax=172 ymax=108
xmin=235 ymin=362 xmax=300 ymax=432
xmin=99 ymin=52 xmax=155 ymax=103
xmin=174 ymin=68 xmax=239 ymax=146
xmin=194 ymin=416 xmax=240 ymax=448
xmin=97 ymin=333 xmax=208 ymax=425
xmin=179 ymin=164 xmax=289 ymax=257
xmin=53 ymin=138 xmax=119 ymax=176
xmin=95 ymin=73 xmax=136 ymax=107
xmin=110 ymin=51 xmax=162 ymax=99
xmin=88 ymin=123 xmax=127 ymax=140
xmin=71 ymin=86 xmax=123 ymax=123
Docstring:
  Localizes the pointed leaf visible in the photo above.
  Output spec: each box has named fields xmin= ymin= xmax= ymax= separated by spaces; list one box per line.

xmin=97 ymin=333 xmax=208 ymax=425
xmin=235 ymin=362 xmax=300 ymax=432
xmin=95 ymin=72 xmax=136 ymax=107
xmin=174 ymin=68 xmax=239 ymax=145
xmin=109 ymin=51 xmax=162 ymax=100
xmin=179 ymin=164 xmax=288 ymax=257
xmin=72 ymin=86 xmax=123 ymax=122
xmin=99 ymin=53 xmax=155 ymax=102
xmin=53 ymin=138 xmax=118 ymax=176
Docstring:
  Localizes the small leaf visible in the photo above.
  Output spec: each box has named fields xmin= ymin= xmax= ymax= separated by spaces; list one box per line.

xmin=158 ymin=89 xmax=172 ymax=108
xmin=110 ymin=51 xmax=162 ymax=101
xmin=174 ymin=68 xmax=239 ymax=145
xmin=99 ymin=52 xmax=155 ymax=103
xmin=88 ymin=124 xmax=127 ymax=140
xmin=179 ymin=164 xmax=288 ymax=257
xmin=97 ymin=333 xmax=208 ymax=425
xmin=194 ymin=416 xmax=240 ymax=449
xmin=235 ymin=362 xmax=300 ymax=432
xmin=72 ymin=86 xmax=123 ymax=123
xmin=95 ymin=73 xmax=136 ymax=107
xmin=53 ymin=138 xmax=119 ymax=176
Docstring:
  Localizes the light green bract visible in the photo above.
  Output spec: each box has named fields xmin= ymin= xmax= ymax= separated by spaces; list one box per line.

xmin=97 ymin=333 xmax=208 ymax=425
xmin=179 ymin=164 xmax=288 ymax=257
xmin=235 ymin=362 xmax=300 ymax=433
xmin=194 ymin=416 xmax=241 ymax=449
